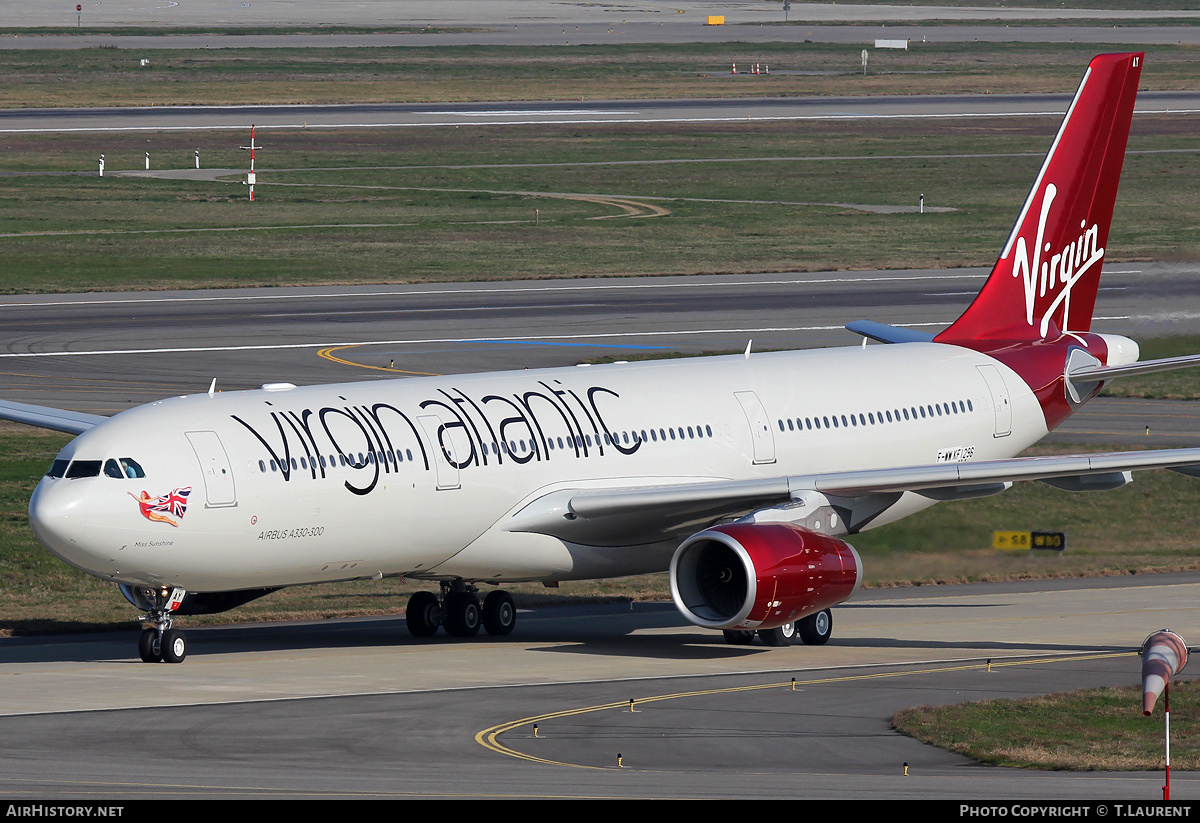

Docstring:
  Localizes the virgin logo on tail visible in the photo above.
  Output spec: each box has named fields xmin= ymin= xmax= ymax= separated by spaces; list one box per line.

xmin=1012 ymin=182 xmax=1104 ymax=338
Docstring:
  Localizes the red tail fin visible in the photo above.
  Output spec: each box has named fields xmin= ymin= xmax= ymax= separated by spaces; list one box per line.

xmin=935 ymin=53 xmax=1143 ymax=344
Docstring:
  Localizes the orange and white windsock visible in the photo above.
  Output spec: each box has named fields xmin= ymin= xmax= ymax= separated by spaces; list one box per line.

xmin=1141 ymin=630 xmax=1188 ymax=715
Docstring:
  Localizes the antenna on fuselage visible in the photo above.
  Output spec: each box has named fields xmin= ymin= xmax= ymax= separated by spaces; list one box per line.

xmin=208 ymin=378 xmax=217 ymax=398
xmin=744 ymin=340 xmax=753 ymax=359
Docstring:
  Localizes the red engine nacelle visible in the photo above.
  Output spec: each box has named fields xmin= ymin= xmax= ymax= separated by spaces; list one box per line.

xmin=669 ymin=523 xmax=861 ymax=631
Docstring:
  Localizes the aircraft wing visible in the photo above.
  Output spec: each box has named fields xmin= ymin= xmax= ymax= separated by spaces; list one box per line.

xmin=506 ymin=447 xmax=1200 ymax=546
xmin=0 ymin=399 xmax=107 ymax=435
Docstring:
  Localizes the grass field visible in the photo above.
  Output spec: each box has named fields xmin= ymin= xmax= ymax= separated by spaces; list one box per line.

xmin=2 ymin=41 xmax=1200 ymax=109
xmin=2 ymin=113 xmax=1198 ymax=292
xmin=894 ymin=681 xmax=1199 ymax=770
xmin=0 ymin=41 xmax=1196 ymax=293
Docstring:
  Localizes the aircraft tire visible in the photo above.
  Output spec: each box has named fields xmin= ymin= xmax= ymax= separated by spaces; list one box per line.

xmin=138 ymin=629 xmax=162 ymax=663
xmin=160 ymin=629 xmax=187 ymax=663
xmin=406 ymin=591 xmax=440 ymax=637
xmin=757 ymin=621 xmax=798 ymax=647
xmin=798 ymin=609 xmax=833 ymax=645
xmin=443 ymin=592 xmax=481 ymax=637
xmin=482 ymin=590 xmax=516 ymax=636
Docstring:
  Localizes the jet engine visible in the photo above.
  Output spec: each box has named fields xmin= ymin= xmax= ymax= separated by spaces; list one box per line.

xmin=669 ymin=523 xmax=860 ymax=631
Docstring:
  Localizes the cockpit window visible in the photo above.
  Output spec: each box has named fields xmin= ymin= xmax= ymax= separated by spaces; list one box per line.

xmin=46 ymin=459 xmax=69 ymax=478
xmin=99 ymin=457 xmax=146 ymax=479
xmin=65 ymin=460 xmax=102 ymax=479
xmin=119 ymin=458 xmax=145 ymax=479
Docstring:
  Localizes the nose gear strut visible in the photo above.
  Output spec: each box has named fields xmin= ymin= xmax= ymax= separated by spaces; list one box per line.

xmin=127 ymin=585 xmax=189 ymax=663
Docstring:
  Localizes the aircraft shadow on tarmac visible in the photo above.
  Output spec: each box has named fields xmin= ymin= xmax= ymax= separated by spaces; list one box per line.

xmin=0 ymin=602 xmax=1138 ymax=664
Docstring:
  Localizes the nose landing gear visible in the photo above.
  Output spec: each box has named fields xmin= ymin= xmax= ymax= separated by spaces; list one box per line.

xmin=126 ymin=585 xmax=189 ymax=663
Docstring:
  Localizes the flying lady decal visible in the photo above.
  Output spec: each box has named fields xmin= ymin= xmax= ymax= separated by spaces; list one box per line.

xmin=130 ymin=487 xmax=192 ymax=527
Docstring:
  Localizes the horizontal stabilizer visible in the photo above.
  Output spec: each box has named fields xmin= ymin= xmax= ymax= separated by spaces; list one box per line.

xmin=844 ymin=320 xmax=936 ymax=344
xmin=0 ymin=400 xmax=106 ymax=435
xmin=1070 ymin=352 xmax=1200 ymax=382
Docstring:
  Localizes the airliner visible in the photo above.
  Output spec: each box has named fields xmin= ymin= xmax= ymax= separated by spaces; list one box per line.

xmin=8 ymin=52 xmax=1200 ymax=664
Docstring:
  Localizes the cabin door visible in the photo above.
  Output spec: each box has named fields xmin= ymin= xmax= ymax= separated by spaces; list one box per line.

xmin=977 ymin=364 xmax=1012 ymax=437
xmin=734 ymin=391 xmax=776 ymax=465
xmin=185 ymin=430 xmax=237 ymax=507
xmin=418 ymin=414 xmax=463 ymax=490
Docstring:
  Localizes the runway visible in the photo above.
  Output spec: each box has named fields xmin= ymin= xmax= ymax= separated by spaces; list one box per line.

xmin=6 ymin=91 xmax=1200 ymax=134
xmin=2 ymin=0 xmax=1200 ymax=49
xmin=1 ymin=264 xmax=1198 ymax=447
xmin=1 ymin=573 xmax=1197 ymax=798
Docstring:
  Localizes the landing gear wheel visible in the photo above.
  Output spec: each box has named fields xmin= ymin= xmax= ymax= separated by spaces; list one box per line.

xmin=482 ymin=591 xmax=516 ymax=636
xmin=406 ymin=590 xmax=441 ymax=637
xmin=757 ymin=621 xmax=798 ymax=647
xmin=798 ymin=609 xmax=833 ymax=645
xmin=160 ymin=629 xmax=188 ymax=663
xmin=443 ymin=592 xmax=481 ymax=637
xmin=138 ymin=629 xmax=162 ymax=663
xmin=131 ymin=585 xmax=186 ymax=663
xmin=722 ymin=630 xmax=756 ymax=646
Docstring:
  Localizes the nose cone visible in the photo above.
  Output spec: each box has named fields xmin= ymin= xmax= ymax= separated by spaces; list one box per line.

xmin=29 ymin=478 xmax=111 ymax=579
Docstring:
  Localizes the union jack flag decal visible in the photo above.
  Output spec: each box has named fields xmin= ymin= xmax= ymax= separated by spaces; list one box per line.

xmin=129 ymin=487 xmax=192 ymax=527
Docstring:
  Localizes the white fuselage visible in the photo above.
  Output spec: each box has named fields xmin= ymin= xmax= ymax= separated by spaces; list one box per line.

xmin=29 ymin=341 xmax=1046 ymax=593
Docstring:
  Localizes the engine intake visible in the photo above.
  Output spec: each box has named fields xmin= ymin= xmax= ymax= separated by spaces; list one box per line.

xmin=670 ymin=523 xmax=860 ymax=631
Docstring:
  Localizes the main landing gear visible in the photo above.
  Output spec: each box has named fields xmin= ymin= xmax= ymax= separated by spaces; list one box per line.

xmin=721 ymin=609 xmax=834 ymax=647
xmin=405 ymin=582 xmax=516 ymax=639
xmin=132 ymin=586 xmax=189 ymax=663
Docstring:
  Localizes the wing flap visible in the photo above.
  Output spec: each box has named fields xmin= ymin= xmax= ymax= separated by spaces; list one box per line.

xmin=505 ymin=448 xmax=1200 ymax=546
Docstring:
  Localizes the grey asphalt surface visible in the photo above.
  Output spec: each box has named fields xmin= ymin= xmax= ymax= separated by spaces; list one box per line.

xmin=5 ymin=91 xmax=1200 ymax=134
xmin=2 ymin=0 xmax=1200 ymax=50
xmin=2 ymin=575 xmax=1198 ymax=798
xmin=1 ymin=263 xmax=1197 ymax=445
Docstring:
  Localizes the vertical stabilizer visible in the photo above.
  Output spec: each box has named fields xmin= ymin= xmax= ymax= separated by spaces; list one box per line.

xmin=935 ymin=53 xmax=1143 ymax=343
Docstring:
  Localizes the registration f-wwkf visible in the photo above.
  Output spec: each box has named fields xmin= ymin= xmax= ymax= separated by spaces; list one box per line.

xmin=11 ymin=53 xmax=1200 ymax=663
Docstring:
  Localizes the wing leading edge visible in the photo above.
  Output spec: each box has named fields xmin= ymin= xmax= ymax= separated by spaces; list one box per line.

xmin=0 ymin=399 xmax=106 ymax=435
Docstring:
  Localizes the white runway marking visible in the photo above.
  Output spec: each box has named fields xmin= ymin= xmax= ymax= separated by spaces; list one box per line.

xmin=3 ymin=109 xmax=1196 ymax=134
xmin=0 ymin=273 xmax=987 ymax=309
xmin=0 ymin=323 xmax=953 ymax=358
